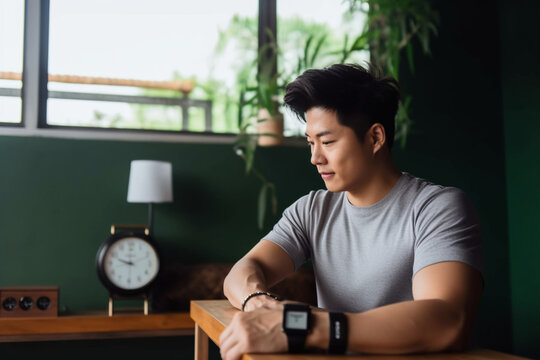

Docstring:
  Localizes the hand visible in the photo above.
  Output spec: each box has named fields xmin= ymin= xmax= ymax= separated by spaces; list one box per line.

xmin=117 ymin=258 xmax=133 ymax=266
xmin=132 ymin=255 xmax=149 ymax=264
xmin=219 ymin=305 xmax=287 ymax=360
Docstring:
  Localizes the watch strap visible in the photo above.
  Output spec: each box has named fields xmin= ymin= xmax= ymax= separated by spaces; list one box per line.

xmin=328 ymin=312 xmax=348 ymax=354
xmin=287 ymin=333 xmax=307 ymax=353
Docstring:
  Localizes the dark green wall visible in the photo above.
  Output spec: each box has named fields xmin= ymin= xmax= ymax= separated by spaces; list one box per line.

xmin=0 ymin=136 xmax=322 ymax=359
xmin=0 ymin=136 xmax=321 ymax=310
xmin=394 ymin=0 xmax=512 ymax=353
xmin=499 ymin=0 xmax=540 ymax=358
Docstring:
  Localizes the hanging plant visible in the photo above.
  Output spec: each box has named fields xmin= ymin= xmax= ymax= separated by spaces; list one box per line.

xmin=346 ymin=0 xmax=440 ymax=147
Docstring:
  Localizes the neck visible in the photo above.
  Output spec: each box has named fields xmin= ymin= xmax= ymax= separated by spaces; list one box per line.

xmin=346 ymin=151 xmax=402 ymax=207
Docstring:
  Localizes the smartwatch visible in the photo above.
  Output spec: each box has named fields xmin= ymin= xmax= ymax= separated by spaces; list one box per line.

xmin=281 ymin=303 xmax=311 ymax=353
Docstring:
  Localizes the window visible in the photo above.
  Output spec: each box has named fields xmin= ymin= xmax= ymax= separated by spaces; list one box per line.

xmin=0 ymin=0 xmax=25 ymax=124
xmin=46 ymin=0 xmax=257 ymax=133
xmin=1 ymin=1 xmax=368 ymax=141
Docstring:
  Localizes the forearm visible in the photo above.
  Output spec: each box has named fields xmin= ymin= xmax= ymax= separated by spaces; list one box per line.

xmin=307 ymin=299 xmax=467 ymax=354
xmin=223 ymin=257 xmax=269 ymax=309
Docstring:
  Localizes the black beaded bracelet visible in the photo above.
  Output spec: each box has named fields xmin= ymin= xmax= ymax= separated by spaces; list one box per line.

xmin=241 ymin=291 xmax=281 ymax=311
xmin=328 ymin=312 xmax=348 ymax=354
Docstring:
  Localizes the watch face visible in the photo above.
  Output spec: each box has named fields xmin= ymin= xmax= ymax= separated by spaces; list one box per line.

xmin=101 ymin=236 xmax=159 ymax=291
xmin=285 ymin=310 xmax=309 ymax=330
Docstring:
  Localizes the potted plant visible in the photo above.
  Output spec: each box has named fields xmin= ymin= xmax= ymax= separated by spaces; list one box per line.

xmin=233 ymin=32 xmax=330 ymax=229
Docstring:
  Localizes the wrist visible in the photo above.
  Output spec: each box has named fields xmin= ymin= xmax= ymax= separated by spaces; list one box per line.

xmin=243 ymin=294 xmax=281 ymax=311
xmin=306 ymin=310 xmax=329 ymax=350
xmin=241 ymin=291 xmax=282 ymax=311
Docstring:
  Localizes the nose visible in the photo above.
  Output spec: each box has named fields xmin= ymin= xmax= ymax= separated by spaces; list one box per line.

xmin=310 ymin=144 xmax=326 ymax=166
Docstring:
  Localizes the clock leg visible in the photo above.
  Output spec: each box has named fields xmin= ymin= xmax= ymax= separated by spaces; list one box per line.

xmin=194 ymin=324 xmax=209 ymax=360
xmin=144 ymin=296 xmax=149 ymax=315
xmin=108 ymin=297 xmax=113 ymax=317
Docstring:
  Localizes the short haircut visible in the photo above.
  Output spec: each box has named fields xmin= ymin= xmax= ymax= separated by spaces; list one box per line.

xmin=283 ymin=63 xmax=401 ymax=149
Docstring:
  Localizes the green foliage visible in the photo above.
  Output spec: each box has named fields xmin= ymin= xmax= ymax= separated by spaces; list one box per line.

xmin=345 ymin=0 xmax=439 ymax=145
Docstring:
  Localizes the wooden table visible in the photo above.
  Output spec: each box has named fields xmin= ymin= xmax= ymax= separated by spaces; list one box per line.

xmin=190 ymin=300 xmax=530 ymax=360
xmin=0 ymin=310 xmax=193 ymax=342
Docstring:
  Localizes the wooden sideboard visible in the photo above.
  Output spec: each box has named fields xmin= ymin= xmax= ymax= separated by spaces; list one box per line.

xmin=0 ymin=310 xmax=193 ymax=342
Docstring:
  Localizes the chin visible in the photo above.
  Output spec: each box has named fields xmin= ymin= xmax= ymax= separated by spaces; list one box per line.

xmin=324 ymin=182 xmax=344 ymax=193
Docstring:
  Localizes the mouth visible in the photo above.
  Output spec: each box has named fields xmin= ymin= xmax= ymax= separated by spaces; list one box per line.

xmin=319 ymin=172 xmax=335 ymax=180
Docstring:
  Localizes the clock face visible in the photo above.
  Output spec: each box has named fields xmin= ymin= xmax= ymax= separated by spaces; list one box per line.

xmin=102 ymin=236 xmax=159 ymax=290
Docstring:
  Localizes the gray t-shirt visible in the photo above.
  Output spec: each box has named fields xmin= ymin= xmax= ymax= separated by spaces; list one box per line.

xmin=264 ymin=172 xmax=483 ymax=313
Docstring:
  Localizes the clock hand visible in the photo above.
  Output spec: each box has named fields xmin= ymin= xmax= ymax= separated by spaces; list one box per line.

xmin=132 ymin=255 xmax=149 ymax=263
xmin=117 ymin=258 xmax=134 ymax=266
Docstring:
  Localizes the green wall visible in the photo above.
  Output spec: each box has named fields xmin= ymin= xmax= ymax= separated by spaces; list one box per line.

xmin=393 ymin=0 xmax=513 ymax=353
xmin=499 ymin=0 xmax=540 ymax=358
xmin=0 ymin=136 xmax=322 ymax=359
xmin=0 ymin=136 xmax=321 ymax=310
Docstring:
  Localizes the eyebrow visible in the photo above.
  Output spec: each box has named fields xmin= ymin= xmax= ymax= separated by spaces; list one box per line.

xmin=305 ymin=130 xmax=332 ymax=138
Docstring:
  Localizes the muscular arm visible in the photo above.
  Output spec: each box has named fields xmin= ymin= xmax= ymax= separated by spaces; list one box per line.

xmin=223 ymin=240 xmax=295 ymax=310
xmin=307 ymin=261 xmax=483 ymax=353
xmin=220 ymin=261 xmax=483 ymax=360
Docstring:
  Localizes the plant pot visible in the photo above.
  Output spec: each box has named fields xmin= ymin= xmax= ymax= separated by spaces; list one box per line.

xmin=257 ymin=108 xmax=284 ymax=146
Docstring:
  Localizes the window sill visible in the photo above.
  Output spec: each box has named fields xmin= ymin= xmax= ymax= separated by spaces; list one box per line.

xmin=0 ymin=125 xmax=306 ymax=146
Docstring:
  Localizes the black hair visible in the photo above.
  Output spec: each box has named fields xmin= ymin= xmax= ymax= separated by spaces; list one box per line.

xmin=283 ymin=63 xmax=400 ymax=149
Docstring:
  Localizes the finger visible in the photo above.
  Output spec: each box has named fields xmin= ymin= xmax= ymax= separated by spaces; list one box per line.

xmin=219 ymin=325 xmax=232 ymax=346
xmin=220 ymin=334 xmax=239 ymax=357
xmin=221 ymin=337 xmax=243 ymax=360
xmin=219 ymin=327 xmax=240 ymax=358
xmin=225 ymin=342 xmax=246 ymax=360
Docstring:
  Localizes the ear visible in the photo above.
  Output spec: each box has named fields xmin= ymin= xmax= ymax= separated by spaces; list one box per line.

xmin=368 ymin=123 xmax=386 ymax=155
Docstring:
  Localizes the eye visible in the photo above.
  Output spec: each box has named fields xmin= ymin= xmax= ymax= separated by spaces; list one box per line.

xmin=322 ymin=140 xmax=334 ymax=146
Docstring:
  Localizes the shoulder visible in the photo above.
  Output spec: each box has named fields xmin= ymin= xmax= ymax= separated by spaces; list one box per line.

xmin=402 ymin=173 xmax=475 ymax=215
xmin=400 ymin=174 xmax=479 ymax=237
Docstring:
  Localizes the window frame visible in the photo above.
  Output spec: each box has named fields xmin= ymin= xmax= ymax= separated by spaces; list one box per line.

xmin=0 ymin=0 xmax=306 ymax=145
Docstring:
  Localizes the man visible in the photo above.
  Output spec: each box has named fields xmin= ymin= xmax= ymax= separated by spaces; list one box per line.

xmin=219 ymin=63 xmax=483 ymax=360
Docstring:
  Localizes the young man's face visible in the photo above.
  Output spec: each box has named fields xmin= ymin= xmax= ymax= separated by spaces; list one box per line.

xmin=305 ymin=107 xmax=374 ymax=193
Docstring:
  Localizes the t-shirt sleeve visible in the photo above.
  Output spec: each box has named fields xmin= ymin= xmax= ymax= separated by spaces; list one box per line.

xmin=263 ymin=194 xmax=312 ymax=270
xmin=413 ymin=187 xmax=484 ymax=277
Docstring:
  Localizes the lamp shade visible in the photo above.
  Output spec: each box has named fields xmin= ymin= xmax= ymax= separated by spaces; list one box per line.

xmin=127 ymin=160 xmax=173 ymax=203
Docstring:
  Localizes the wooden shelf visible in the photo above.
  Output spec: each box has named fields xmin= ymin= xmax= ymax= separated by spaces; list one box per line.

xmin=0 ymin=310 xmax=194 ymax=342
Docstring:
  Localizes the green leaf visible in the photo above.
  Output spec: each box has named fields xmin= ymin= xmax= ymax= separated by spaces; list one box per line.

xmin=310 ymin=34 xmax=327 ymax=67
xmin=351 ymin=33 xmax=368 ymax=51
xmin=257 ymin=184 xmax=268 ymax=229
xmin=304 ymin=34 xmax=314 ymax=69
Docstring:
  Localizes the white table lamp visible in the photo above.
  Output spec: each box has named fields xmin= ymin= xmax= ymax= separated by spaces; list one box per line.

xmin=127 ymin=160 xmax=173 ymax=233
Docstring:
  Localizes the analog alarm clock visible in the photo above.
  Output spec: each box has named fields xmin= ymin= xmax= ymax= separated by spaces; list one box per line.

xmin=96 ymin=225 xmax=160 ymax=297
